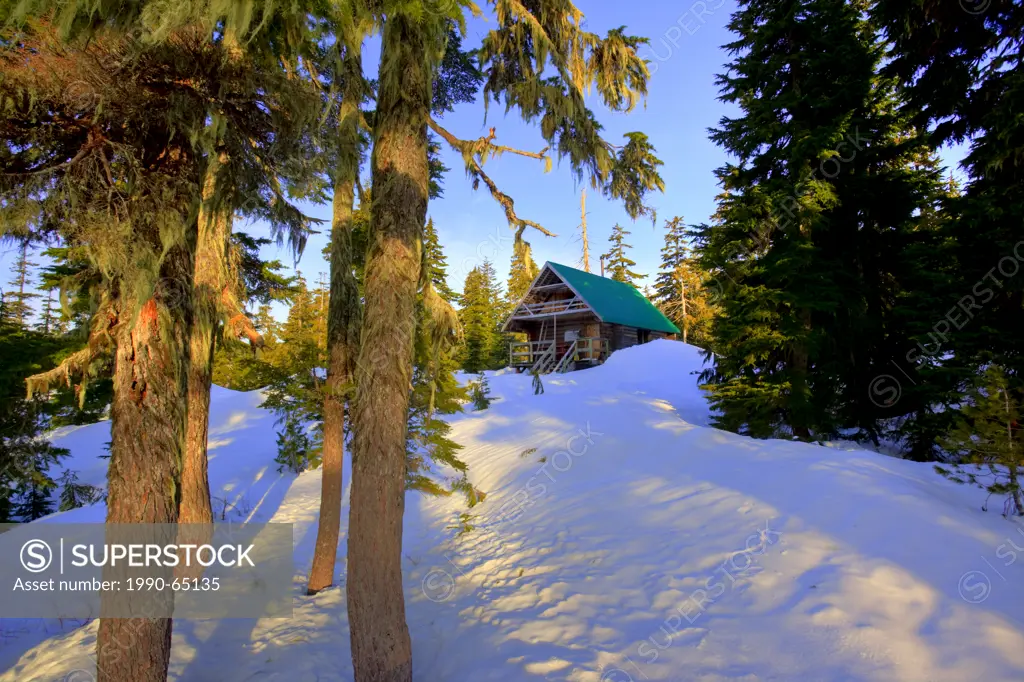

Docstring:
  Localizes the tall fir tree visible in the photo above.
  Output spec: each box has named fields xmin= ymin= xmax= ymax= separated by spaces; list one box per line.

xmin=602 ymin=223 xmax=645 ymax=287
xmin=459 ymin=260 xmax=504 ymax=373
xmin=0 ymin=300 xmax=78 ymax=522
xmin=936 ymin=366 xmax=1023 ymax=517
xmin=507 ymin=239 xmax=539 ymax=305
xmin=407 ymin=218 xmax=471 ymax=500
xmin=36 ymin=288 xmax=57 ymax=334
xmin=654 ymin=216 xmax=715 ymax=348
xmin=695 ymin=0 xmax=944 ymax=442
xmin=3 ymin=17 xmax=320 ymax=677
xmin=5 ymin=240 xmax=40 ymax=327
xmin=347 ymin=8 xmax=664 ymax=675
xmin=308 ymin=34 xmax=369 ymax=594
xmin=260 ymin=273 xmax=329 ymax=455
xmin=12 ymin=455 xmax=56 ymax=521
xmin=423 ymin=217 xmax=457 ymax=302
xmin=874 ymin=1 xmax=1024 ymax=457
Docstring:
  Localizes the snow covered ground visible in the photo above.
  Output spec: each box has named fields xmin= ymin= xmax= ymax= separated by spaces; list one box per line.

xmin=4 ymin=340 xmax=1024 ymax=681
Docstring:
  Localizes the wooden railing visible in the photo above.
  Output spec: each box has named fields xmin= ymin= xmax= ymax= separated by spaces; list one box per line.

xmin=554 ymin=340 xmax=578 ymax=373
xmin=510 ymin=340 xmax=554 ymax=366
xmin=510 ymin=337 xmax=604 ymax=370
xmin=532 ymin=345 xmax=557 ymax=375
xmin=574 ymin=338 xmax=602 ymax=363
xmin=509 ymin=297 xmax=590 ymax=319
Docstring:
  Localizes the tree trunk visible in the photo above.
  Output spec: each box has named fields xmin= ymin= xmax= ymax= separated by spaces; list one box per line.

xmin=97 ymin=246 xmax=193 ymax=682
xmin=791 ymin=308 xmax=813 ymax=440
xmin=679 ymin=271 xmax=687 ymax=345
xmin=307 ymin=49 xmax=364 ymax=596
xmin=180 ymin=152 xmax=231 ymax=530
xmin=347 ymin=14 xmax=430 ymax=682
xmin=580 ymin=189 xmax=590 ymax=272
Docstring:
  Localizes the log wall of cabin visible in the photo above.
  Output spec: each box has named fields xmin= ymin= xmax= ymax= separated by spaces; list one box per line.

xmin=518 ymin=318 xmax=669 ymax=364
xmin=523 ymin=316 xmax=599 ymax=344
xmin=599 ymin=324 xmax=670 ymax=352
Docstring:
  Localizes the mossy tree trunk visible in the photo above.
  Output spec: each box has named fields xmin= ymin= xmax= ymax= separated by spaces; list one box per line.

xmin=346 ymin=13 xmax=431 ymax=682
xmin=180 ymin=151 xmax=230 ymax=530
xmin=97 ymin=243 xmax=194 ymax=682
xmin=307 ymin=49 xmax=364 ymax=595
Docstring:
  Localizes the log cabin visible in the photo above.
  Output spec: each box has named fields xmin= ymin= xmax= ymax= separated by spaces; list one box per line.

xmin=503 ymin=261 xmax=680 ymax=373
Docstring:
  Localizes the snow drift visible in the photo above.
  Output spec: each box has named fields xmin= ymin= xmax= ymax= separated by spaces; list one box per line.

xmin=4 ymin=340 xmax=1024 ymax=681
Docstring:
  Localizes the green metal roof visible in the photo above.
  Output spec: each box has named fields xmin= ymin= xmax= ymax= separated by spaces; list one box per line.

xmin=546 ymin=262 xmax=681 ymax=335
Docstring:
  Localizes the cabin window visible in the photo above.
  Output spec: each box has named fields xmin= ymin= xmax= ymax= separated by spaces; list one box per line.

xmin=638 ymin=329 xmax=650 ymax=344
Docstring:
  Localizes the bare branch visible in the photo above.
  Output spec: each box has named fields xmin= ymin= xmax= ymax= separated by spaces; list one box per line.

xmin=428 ymin=118 xmax=556 ymax=240
xmin=429 ymin=118 xmax=550 ymax=161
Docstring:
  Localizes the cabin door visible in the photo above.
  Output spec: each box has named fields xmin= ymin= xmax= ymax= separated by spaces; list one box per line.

xmin=583 ymin=322 xmax=601 ymax=361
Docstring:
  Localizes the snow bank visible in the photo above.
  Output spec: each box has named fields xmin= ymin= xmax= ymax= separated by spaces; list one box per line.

xmin=4 ymin=340 xmax=1024 ymax=681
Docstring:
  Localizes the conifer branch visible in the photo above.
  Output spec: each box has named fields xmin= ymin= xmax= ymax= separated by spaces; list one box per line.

xmin=220 ymin=285 xmax=264 ymax=349
xmin=428 ymin=118 xmax=550 ymax=162
xmin=428 ymin=118 xmax=556 ymax=239
xmin=25 ymin=294 xmax=118 ymax=400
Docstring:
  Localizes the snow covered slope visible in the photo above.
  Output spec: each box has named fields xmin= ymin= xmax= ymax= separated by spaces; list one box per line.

xmin=4 ymin=340 xmax=1024 ymax=681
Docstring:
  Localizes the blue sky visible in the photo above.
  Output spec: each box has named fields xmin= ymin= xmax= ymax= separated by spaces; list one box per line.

xmin=2 ymin=0 xmax=969 ymax=313
xmin=352 ymin=0 xmax=743 ymax=297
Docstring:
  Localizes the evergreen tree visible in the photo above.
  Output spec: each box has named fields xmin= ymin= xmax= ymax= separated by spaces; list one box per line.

xmin=37 ymin=244 xmax=101 ymax=336
xmin=695 ymin=0 xmax=943 ymax=442
xmin=406 ymin=226 xmax=471 ymax=500
xmin=260 ymin=274 xmax=329 ymax=448
xmin=0 ymin=310 xmax=69 ymax=522
xmin=602 ymin=224 xmax=645 ymax=287
xmin=654 ymin=216 xmax=715 ymax=347
xmin=36 ymin=288 xmax=58 ymax=335
xmin=3 ymin=17 xmax=320 ymax=678
xmin=937 ymin=366 xmax=1023 ymax=517
xmin=507 ymin=239 xmax=539 ymax=305
xmin=56 ymin=470 xmax=103 ymax=512
xmin=424 ymin=217 xmax=457 ymax=302
xmin=12 ymin=458 xmax=56 ymax=521
xmin=459 ymin=261 xmax=504 ymax=373
xmin=874 ymin=1 xmax=1024 ymax=457
xmin=655 ymin=217 xmax=688 ymax=302
xmin=275 ymin=412 xmax=317 ymax=474
xmin=212 ymin=304 xmax=283 ymax=391
xmin=307 ymin=30 xmax=369 ymax=595
xmin=470 ymin=374 xmax=492 ymax=411
xmin=5 ymin=240 xmax=40 ymax=327
xmin=211 ymin=236 xmax=295 ymax=394
xmin=346 ymin=7 xmax=664 ymax=674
